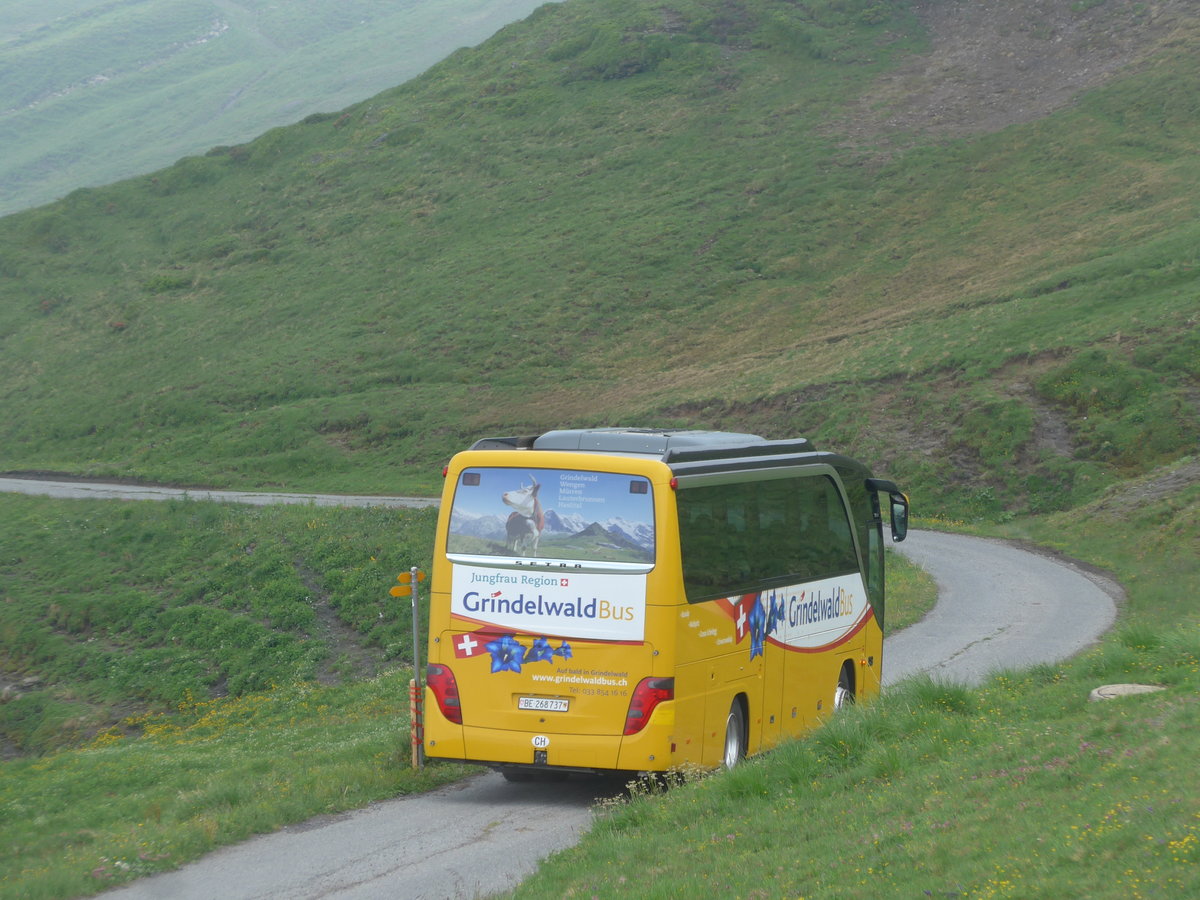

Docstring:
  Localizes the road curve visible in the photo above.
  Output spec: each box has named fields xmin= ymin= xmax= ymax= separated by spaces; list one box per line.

xmin=0 ymin=479 xmax=1120 ymax=899
xmin=886 ymin=530 xmax=1120 ymax=686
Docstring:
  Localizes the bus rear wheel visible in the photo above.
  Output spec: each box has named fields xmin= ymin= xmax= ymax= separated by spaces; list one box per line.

xmin=722 ymin=700 xmax=746 ymax=770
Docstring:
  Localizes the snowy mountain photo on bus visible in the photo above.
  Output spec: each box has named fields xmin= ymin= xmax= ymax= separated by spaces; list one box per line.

xmin=445 ymin=467 xmax=655 ymax=563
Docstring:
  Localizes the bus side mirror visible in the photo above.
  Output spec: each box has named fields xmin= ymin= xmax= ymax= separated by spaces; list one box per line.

xmin=865 ymin=479 xmax=910 ymax=543
xmin=889 ymin=493 xmax=909 ymax=542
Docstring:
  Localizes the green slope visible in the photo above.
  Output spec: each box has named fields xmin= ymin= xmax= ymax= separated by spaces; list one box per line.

xmin=0 ymin=0 xmax=556 ymax=215
xmin=0 ymin=0 xmax=1196 ymax=518
xmin=1 ymin=3 xmax=1199 ymax=894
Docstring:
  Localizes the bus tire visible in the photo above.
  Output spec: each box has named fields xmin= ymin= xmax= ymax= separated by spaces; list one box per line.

xmin=834 ymin=662 xmax=856 ymax=710
xmin=722 ymin=699 xmax=746 ymax=770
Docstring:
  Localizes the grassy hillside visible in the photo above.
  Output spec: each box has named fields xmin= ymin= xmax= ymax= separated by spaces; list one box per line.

xmin=0 ymin=495 xmax=439 ymax=756
xmin=0 ymin=0 xmax=554 ymax=216
xmin=1 ymin=0 xmax=1196 ymax=520
xmin=1 ymin=1 xmax=1199 ymax=893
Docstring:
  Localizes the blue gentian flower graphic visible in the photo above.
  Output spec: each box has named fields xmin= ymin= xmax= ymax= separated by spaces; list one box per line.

xmin=554 ymin=640 xmax=573 ymax=660
xmin=526 ymin=636 xmax=556 ymax=664
xmin=766 ymin=591 xmax=785 ymax=636
xmin=486 ymin=635 xmax=526 ymax=673
xmin=748 ymin=596 xmax=766 ymax=659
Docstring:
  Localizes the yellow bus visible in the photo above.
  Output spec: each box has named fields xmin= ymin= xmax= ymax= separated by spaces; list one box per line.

xmin=424 ymin=428 xmax=909 ymax=778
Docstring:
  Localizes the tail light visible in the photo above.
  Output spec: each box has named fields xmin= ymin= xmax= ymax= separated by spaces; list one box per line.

xmin=426 ymin=664 xmax=463 ymax=724
xmin=623 ymin=677 xmax=674 ymax=735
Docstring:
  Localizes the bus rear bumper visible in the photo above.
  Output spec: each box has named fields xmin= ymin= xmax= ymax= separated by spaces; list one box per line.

xmin=425 ymin=723 xmax=671 ymax=773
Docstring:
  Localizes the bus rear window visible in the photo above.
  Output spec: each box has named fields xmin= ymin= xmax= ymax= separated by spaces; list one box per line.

xmin=447 ymin=468 xmax=655 ymax=564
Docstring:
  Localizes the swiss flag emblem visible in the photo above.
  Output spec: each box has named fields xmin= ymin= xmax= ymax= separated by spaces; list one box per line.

xmin=453 ymin=631 xmax=484 ymax=658
xmin=714 ymin=594 xmax=757 ymax=643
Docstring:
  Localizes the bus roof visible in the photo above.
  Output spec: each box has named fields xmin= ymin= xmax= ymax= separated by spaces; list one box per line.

xmin=468 ymin=428 xmax=817 ymax=464
xmin=463 ymin=428 xmax=887 ymax=490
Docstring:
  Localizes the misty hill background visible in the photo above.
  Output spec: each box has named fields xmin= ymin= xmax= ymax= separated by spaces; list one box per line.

xmin=1 ymin=0 xmax=1197 ymax=521
xmin=0 ymin=0 xmax=553 ymax=216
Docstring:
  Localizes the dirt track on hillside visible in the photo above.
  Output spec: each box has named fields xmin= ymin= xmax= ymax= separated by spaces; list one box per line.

xmin=834 ymin=0 xmax=1196 ymax=146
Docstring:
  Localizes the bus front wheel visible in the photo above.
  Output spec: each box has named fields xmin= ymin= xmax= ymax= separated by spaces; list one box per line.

xmin=722 ymin=700 xmax=746 ymax=770
xmin=834 ymin=663 xmax=856 ymax=710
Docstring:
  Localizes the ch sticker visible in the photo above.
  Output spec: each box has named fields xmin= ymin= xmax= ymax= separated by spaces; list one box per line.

xmin=531 ymin=735 xmax=550 ymax=749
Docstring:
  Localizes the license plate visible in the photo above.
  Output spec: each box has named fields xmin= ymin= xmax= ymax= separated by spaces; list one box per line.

xmin=519 ymin=696 xmax=569 ymax=712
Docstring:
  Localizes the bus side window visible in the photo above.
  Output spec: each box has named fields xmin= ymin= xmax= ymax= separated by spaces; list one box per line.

xmin=796 ymin=477 xmax=858 ymax=580
xmin=724 ymin=499 xmax=755 ymax=584
xmin=683 ymin=501 xmax=720 ymax=591
xmin=867 ymin=521 xmax=884 ymax=627
xmin=679 ymin=474 xmax=861 ymax=601
xmin=757 ymin=479 xmax=800 ymax=580
xmin=681 ymin=485 xmax=743 ymax=600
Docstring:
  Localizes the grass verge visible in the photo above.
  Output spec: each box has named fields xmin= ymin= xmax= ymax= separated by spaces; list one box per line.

xmin=0 ymin=673 xmax=477 ymax=898
xmin=516 ymin=662 xmax=1198 ymax=899
xmin=882 ymin=547 xmax=936 ymax=633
